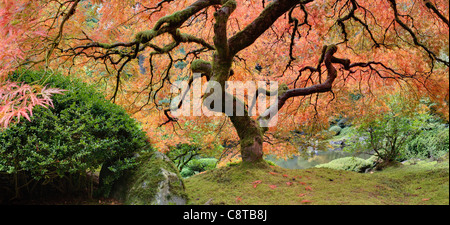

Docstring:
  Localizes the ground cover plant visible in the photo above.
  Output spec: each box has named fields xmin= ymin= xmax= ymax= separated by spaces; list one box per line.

xmin=185 ymin=158 xmax=449 ymax=205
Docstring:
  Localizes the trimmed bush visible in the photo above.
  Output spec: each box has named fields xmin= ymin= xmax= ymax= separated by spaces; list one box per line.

xmin=187 ymin=158 xmax=218 ymax=171
xmin=0 ymin=70 xmax=151 ymax=199
xmin=328 ymin=125 xmax=342 ymax=135
xmin=179 ymin=158 xmax=218 ymax=177
xmin=315 ymin=156 xmax=376 ymax=172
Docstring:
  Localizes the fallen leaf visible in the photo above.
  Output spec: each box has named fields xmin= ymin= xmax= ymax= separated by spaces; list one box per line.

xmin=298 ymin=193 xmax=306 ymax=197
xmin=236 ymin=196 xmax=242 ymax=203
xmin=422 ymin=198 xmax=430 ymax=201
xmin=269 ymin=185 xmax=277 ymax=189
xmin=299 ymin=181 xmax=306 ymax=185
xmin=269 ymin=171 xmax=278 ymax=175
xmin=252 ymin=180 xmax=262 ymax=188
xmin=305 ymin=186 xmax=313 ymax=191
xmin=283 ymin=174 xmax=289 ymax=178
xmin=286 ymin=182 xmax=293 ymax=186
xmin=301 ymin=200 xmax=312 ymax=204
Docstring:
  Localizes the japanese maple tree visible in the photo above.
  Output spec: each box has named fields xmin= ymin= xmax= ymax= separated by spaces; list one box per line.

xmin=2 ymin=0 xmax=448 ymax=163
xmin=0 ymin=1 xmax=66 ymax=128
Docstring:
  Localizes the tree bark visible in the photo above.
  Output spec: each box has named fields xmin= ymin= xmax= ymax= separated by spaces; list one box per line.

xmin=229 ymin=115 xmax=264 ymax=163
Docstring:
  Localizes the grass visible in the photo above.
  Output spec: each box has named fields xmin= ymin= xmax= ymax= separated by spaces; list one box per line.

xmin=185 ymin=159 xmax=449 ymax=205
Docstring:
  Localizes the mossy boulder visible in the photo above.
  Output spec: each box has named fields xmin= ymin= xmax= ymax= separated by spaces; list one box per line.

xmin=103 ymin=151 xmax=187 ymax=205
xmin=315 ymin=156 xmax=377 ymax=173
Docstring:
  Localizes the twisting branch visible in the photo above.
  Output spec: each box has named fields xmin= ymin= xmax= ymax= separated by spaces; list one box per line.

xmin=228 ymin=0 xmax=314 ymax=56
xmin=388 ymin=0 xmax=449 ymax=67
xmin=213 ymin=0 xmax=236 ymax=59
xmin=61 ymin=0 xmax=225 ymax=112
xmin=258 ymin=44 xmax=340 ymax=126
xmin=334 ymin=0 xmax=380 ymax=47
xmin=45 ymin=0 xmax=81 ymax=66
xmin=423 ymin=0 xmax=449 ymax=27
xmin=282 ymin=4 xmax=312 ymax=76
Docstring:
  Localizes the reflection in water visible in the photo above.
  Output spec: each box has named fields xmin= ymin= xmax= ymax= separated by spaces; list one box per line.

xmin=265 ymin=150 xmax=371 ymax=170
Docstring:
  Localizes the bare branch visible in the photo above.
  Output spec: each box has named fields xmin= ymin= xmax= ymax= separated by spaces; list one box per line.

xmin=388 ymin=0 xmax=449 ymax=66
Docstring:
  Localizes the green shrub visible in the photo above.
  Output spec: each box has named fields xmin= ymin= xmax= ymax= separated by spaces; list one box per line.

xmin=187 ymin=158 xmax=218 ymax=172
xmin=165 ymin=143 xmax=201 ymax=171
xmin=265 ymin=159 xmax=277 ymax=167
xmin=0 ymin=70 xmax=151 ymax=198
xmin=404 ymin=125 xmax=449 ymax=159
xmin=347 ymin=94 xmax=430 ymax=164
xmin=180 ymin=167 xmax=195 ymax=178
xmin=348 ymin=94 xmax=448 ymax=165
xmin=328 ymin=125 xmax=342 ymax=135
xmin=178 ymin=158 xmax=217 ymax=178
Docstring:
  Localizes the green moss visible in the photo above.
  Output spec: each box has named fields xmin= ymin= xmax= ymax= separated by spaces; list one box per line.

xmin=185 ymin=159 xmax=448 ymax=205
xmin=125 ymin=153 xmax=162 ymax=204
xmin=190 ymin=59 xmax=211 ymax=73
xmin=326 ymin=44 xmax=337 ymax=53
xmin=97 ymin=43 xmax=113 ymax=49
xmin=112 ymin=152 xmax=187 ymax=205
xmin=135 ymin=30 xmax=157 ymax=43
xmin=277 ymin=83 xmax=289 ymax=96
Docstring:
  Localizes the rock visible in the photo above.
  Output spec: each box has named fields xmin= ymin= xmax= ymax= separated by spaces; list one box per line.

xmin=329 ymin=139 xmax=348 ymax=151
xmin=103 ymin=151 xmax=187 ymax=205
xmin=337 ymin=118 xmax=349 ymax=128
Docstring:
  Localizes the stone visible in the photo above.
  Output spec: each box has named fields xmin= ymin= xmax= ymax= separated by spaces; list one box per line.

xmin=337 ymin=118 xmax=349 ymax=128
xmin=103 ymin=151 xmax=187 ymax=205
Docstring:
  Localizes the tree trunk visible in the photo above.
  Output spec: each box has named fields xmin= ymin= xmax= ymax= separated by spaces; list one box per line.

xmin=229 ymin=115 xmax=264 ymax=163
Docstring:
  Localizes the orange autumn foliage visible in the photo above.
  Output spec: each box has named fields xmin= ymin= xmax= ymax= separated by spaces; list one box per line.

xmin=1 ymin=0 xmax=448 ymax=161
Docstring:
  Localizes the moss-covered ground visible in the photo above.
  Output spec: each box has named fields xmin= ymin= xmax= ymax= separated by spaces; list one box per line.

xmin=185 ymin=159 xmax=449 ymax=205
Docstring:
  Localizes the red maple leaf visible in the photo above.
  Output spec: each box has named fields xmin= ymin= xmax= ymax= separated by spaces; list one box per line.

xmin=252 ymin=180 xmax=262 ymax=188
